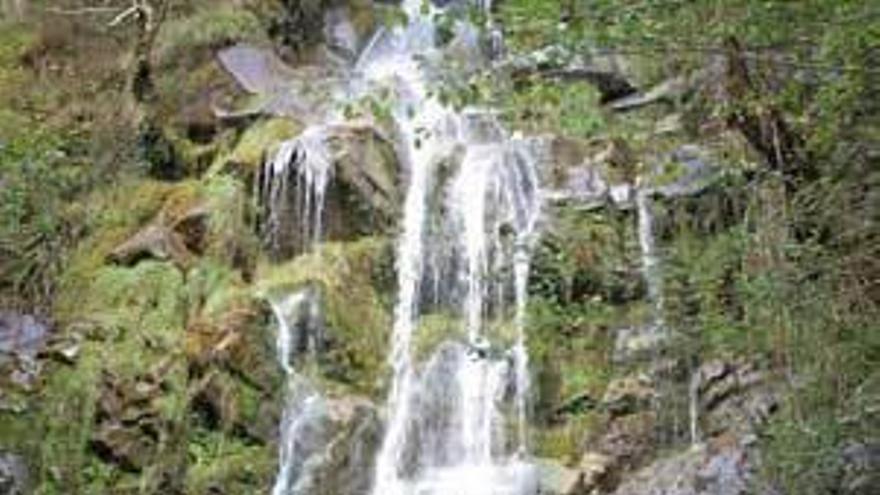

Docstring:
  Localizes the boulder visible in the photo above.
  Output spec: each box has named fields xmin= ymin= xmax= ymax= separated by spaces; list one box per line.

xmin=612 ymin=325 xmax=670 ymax=365
xmin=284 ymin=395 xmax=383 ymax=495
xmin=609 ymin=437 xmax=757 ymax=495
xmin=256 ymin=123 xmax=400 ymax=258
xmin=108 ymin=203 xmax=210 ymax=270
xmin=695 ymin=358 xmax=779 ymax=438
xmin=0 ymin=313 xmax=50 ymax=358
xmin=593 ymin=411 xmax=657 ymax=474
xmin=0 ymin=452 xmax=28 ymax=495
xmin=534 ymin=453 xmax=614 ymax=495
xmin=578 ymin=452 xmax=614 ymax=493
xmin=0 ymin=313 xmax=51 ymax=392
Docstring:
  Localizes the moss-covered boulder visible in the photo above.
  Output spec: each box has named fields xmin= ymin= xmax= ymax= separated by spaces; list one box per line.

xmin=257 ymin=238 xmax=392 ymax=396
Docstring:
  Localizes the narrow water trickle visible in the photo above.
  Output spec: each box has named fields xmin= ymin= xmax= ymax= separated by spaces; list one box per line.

xmin=689 ymin=369 xmax=701 ymax=446
xmin=636 ymin=188 xmax=664 ymax=326
xmin=269 ymin=290 xmax=328 ymax=495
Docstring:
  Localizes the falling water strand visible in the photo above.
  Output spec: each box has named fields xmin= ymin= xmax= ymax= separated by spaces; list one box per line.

xmin=269 ymin=291 xmax=327 ymax=495
xmin=509 ymin=141 xmax=541 ymax=454
xmin=689 ymin=368 xmax=701 ymax=445
xmin=262 ymin=126 xmax=333 ymax=255
xmin=351 ymin=1 xmax=543 ymax=493
xmin=368 ymin=2 xmax=445 ymax=490
xmin=636 ymin=189 xmax=663 ymax=325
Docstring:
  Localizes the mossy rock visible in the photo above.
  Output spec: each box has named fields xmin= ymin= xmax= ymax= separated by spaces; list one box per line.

xmin=156 ymin=3 xmax=266 ymax=64
xmin=216 ymin=117 xmax=304 ymax=175
xmin=256 ymin=238 xmax=392 ymax=396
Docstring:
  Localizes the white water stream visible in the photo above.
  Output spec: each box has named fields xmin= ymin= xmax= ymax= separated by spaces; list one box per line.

xmin=264 ymin=1 xmax=543 ymax=493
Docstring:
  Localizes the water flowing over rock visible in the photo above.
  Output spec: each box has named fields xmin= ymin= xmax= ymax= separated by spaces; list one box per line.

xmin=340 ymin=2 xmax=545 ymax=494
xmin=268 ymin=289 xmax=327 ymax=495
xmin=256 ymin=123 xmax=401 ymax=259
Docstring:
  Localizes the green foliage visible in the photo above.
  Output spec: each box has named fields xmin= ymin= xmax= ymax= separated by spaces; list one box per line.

xmin=500 ymin=0 xmax=585 ymax=53
xmin=217 ymin=118 xmax=303 ymax=173
xmin=157 ymin=6 xmax=265 ymax=63
xmin=503 ymin=81 xmax=605 ymax=138
xmin=186 ymin=428 xmax=275 ymax=495
xmin=0 ymin=130 xmax=89 ymax=308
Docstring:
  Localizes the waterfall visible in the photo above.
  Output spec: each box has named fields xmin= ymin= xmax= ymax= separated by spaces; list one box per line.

xmin=259 ymin=0 xmax=543 ymax=493
xmin=688 ymin=368 xmax=701 ymax=445
xmin=269 ymin=289 xmax=329 ymax=495
xmin=636 ymin=188 xmax=664 ymax=326
xmin=260 ymin=126 xmax=333 ymax=257
xmin=359 ymin=2 xmax=542 ymax=493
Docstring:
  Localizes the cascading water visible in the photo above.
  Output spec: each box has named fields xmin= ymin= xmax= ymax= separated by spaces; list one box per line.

xmin=269 ymin=289 xmax=329 ymax=495
xmin=636 ymin=188 xmax=663 ymax=326
xmin=358 ymin=2 xmax=543 ymax=494
xmin=260 ymin=125 xmax=334 ymax=257
xmin=260 ymin=0 xmax=543 ymax=492
xmin=263 ymin=126 xmax=333 ymax=494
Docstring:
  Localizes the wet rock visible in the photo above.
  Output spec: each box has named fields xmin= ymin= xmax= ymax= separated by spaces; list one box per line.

xmin=217 ymin=43 xmax=339 ymax=122
xmin=256 ymin=122 xmax=401 ymax=258
xmin=0 ymin=452 xmax=28 ymax=495
xmin=294 ymin=396 xmax=383 ymax=495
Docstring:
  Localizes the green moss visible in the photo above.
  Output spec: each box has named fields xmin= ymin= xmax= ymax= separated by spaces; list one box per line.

xmin=186 ymin=429 xmax=275 ymax=495
xmin=0 ymin=23 xmax=37 ymax=138
xmin=257 ymin=238 xmax=391 ymax=395
xmin=412 ymin=313 xmax=465 ymax=362
xmin=157 ymin=6 xmax=265 ymax=63
xmin=533 ymin=413 xmax=602 ymax=462
xmin=214 ymin=118 xmax=304 ymax=175
xmin=36 ymin=259 xmax=189 ymax=492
